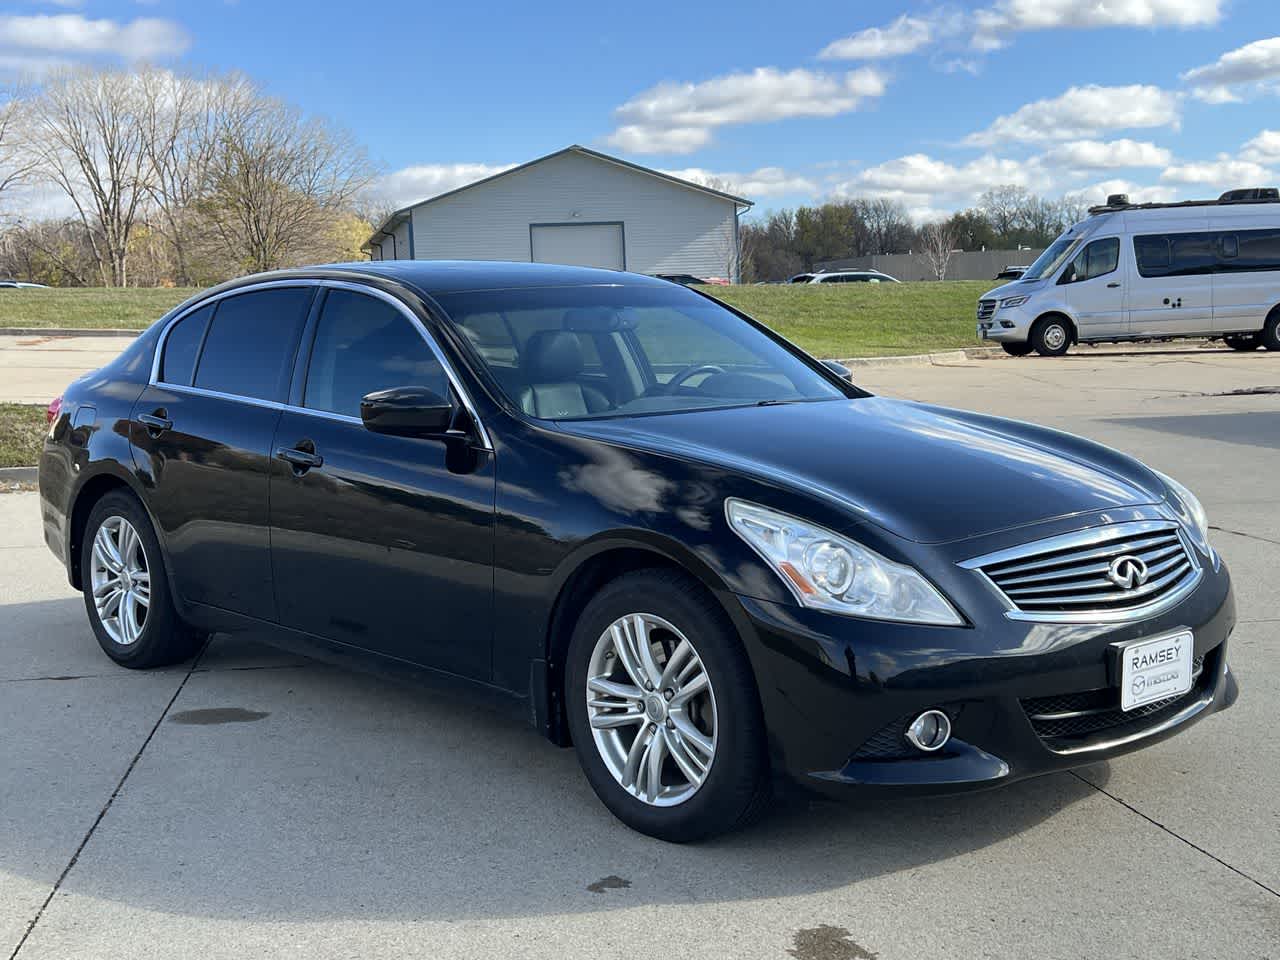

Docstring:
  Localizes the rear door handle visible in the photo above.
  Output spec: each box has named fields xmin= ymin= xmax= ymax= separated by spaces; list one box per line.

xmin=136 ymin=412 xmax=173 ymax=435
xmin=276 ymin=446 xmax=323 ymax=471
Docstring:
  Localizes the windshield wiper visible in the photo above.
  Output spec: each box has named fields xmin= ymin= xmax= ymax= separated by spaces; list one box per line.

xmin=755 ymin=398 xmax=800 ymax=407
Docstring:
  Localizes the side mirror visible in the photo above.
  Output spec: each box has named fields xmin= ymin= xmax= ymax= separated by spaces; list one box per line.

xmin=821 ymin=359 xmax=852 ymax=382
xmin=360 ymin=386 xmax=455 ymax=438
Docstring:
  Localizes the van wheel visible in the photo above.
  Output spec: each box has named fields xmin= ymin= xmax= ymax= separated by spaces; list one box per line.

xmin=1261 ymin=311 xmax=1280 ymax=351
xmin=1224 ymin=333 xmax=1261 ymax=351
xmin=81 ymin=491 xmax=206 ymax=669
xmin=564 ymin=569 xmax=770 ymax=842
xmin=1001 ymin=342 xmax=1034 ymax=357
xmin=1030 ymin=316 xmax=1072 ymax=357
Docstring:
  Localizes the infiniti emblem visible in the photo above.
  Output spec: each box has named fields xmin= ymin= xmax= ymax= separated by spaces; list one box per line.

xmin=1107 ymin=555 xmax=1150 ymax=590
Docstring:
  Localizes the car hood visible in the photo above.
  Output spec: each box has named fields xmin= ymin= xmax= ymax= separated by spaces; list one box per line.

xmin=980 ymin=278 xmax=1048 ymax=300
xmin=558 ymin=397 xmax=1165 ymax=544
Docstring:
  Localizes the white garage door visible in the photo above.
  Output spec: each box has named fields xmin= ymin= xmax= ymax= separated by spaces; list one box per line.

xmin=530 ymin=223 xmax=624 ymax=270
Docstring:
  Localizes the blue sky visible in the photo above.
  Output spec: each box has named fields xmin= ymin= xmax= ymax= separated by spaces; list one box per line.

xmin=3 ymin=0 xmax=1280 ymax=221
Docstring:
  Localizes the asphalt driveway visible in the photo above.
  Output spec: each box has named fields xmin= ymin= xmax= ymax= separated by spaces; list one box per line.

xmin=2 ymin=347 xmax=1278 ymax=959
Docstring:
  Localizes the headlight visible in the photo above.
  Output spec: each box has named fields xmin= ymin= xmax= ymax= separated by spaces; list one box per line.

xmin=1154 ymin=470 xmax=1215 ymax=564
xmin=725 ymin=499 xmax=963 ymax=625
xmin=999 ymin=295 xmax=1030 ymax=308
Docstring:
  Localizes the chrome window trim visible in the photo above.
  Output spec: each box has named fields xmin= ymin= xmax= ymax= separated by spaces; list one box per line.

xmin=149 ymin=277 xmax=493 ymax=449
xmin=959 ymin=519 xmax=1203 ymax=624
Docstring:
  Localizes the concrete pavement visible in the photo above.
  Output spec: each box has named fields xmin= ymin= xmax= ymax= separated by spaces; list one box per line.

xmin=2 ymin=350 xmax=1279 ymax=959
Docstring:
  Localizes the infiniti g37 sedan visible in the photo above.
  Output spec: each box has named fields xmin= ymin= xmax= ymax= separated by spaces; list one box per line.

xmin=39 ymin=261 xmax=1238 ymax=842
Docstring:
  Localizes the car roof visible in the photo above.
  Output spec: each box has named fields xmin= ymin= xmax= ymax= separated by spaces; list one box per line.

xmin=225 ymin=260 xmax=674 ymax=297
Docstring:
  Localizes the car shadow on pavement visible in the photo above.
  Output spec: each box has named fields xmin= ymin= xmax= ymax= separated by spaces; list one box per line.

xmin=2 ymin=603 xmax=1109 ymax=923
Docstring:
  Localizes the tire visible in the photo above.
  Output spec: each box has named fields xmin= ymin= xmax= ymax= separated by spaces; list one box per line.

xmin=1224 ymin=333 xmax=1262 ymax=352
xmin=80 ymin=490 xmax=206 ymax=669
xmin=1030 ymin=315 xmax=1072 ymax=357
xmin=1001 ymin=342 xmax=1034 ymax=357
xmin=564 ymin=568 xmax=770 ymax=842
xmin=1261 ymin=311 xmax=1280 ymax=351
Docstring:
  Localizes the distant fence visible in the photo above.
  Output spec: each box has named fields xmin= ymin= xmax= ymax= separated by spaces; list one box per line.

xmin=814 ymin=248 xmax=1046 ymax=282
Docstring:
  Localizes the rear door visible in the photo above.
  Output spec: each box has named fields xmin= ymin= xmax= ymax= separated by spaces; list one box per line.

xmin=1128 ymin=223 xmax=1215 ymax=337
xmin=1058 ymin=236 xmax=1126 ymax=338
xmin=268 ymin=284 xmax=496 ymax=679
xmin=130 ymin=284 xmax=315 ymax=620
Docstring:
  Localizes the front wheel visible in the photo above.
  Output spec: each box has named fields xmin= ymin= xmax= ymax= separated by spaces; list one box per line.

xmin=1001 ymin=342 xmax=1034 ymax=357
xmin=565 ymin=569 xmax=770 ymax=842
xmin=1030 ymin=316 xmax=1072 ymax=357
xmin=81 ymin=491 xmax=206 ymax=669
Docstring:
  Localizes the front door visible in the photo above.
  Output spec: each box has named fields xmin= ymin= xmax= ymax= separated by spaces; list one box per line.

xmin=1059 ymin=236 xmax=1126 ymax=339
xmin=268 ymin=286 xmax=496 ymax=680
xmin=130 ymin=286 xmax=315 ymax=620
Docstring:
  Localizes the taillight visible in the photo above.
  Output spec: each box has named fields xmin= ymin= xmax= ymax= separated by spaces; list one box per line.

xmin=46 ymin=396 xmax=62 ymax=426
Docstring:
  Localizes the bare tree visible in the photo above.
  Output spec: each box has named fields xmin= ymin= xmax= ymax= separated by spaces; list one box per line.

xmin=915 ymin=221 xmax=958 ymax=280
xmin=0 ymin=84 xmax=36 ymax=216
xmin=979 ymin=185 xmax=1033 ymax=239
xmin=202 ymin=95 xmax=374 ymax=273
xmin=22 ymin=68 xmax=156 ymax=286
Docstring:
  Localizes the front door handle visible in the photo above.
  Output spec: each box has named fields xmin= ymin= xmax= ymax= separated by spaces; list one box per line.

xmin=136 ymin=411 xmax=173 ymax=436
xmin=276 ymin=446 xmax=323 ymax=472
xmin=1106 ymin=282 xmax=1121 ymax=288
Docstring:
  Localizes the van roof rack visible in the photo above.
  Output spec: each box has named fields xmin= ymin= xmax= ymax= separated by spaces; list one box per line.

xmin=1088 ymin=187 xmax=1280 ymax=215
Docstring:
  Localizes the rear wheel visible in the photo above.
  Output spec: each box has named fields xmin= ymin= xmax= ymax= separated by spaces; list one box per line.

xmin=1261 ymin=310 xmax=1280 ymax=351
xmin=565 ymin=569 xmax=770 ymax=842
xmin=1030 ymin=315 xmax=1072 ymax=357
xmin=1224 ymin=333 xmax=1262 ymax=351
xmin=81 ymin=491 xmax=206 ymax=669
xmin=1000 ymin=342 xmax=1034 ymax=357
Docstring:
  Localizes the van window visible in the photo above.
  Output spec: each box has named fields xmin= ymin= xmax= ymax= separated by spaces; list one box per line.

xmin=193 ymin=287 xmax=313 ymax=402
xmin=1228 ymin=228 xmax=1280 ymax=273
xmin=1022 ymin=234 xmax=1081 ymax=280
xmin=1134 ymin=232 xmax=1214 ymax=278
xmin=1061 ymin=238 xmax=1119 ymax=284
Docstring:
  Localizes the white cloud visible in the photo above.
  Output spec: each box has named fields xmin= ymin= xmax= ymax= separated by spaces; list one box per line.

xmin=1242 ymin=130 xmax=1280 ymax=165
xmin=1039 ymin=139 xmax=1173 ymax=169
xmin=368 ymin=163 xmax=517 ymax=210
xmin=1182 ymin=36 xmax=1280 ymax=100
xmin=966 ymin=84 xmax=1180 ymax=144
xmin=973 ymin=0 xmax=1221 ymax=48
xmin=819 ymin=15 xmax=933 ymax=60
xmin=0 ymin=14 xmax=189 ymax=60
xmin=1160 ymin=155 xmax=1273 ymax=186
xmin=605 ymin=66 xmax=886 ymax=154
xmin=661 ymin=166 xmax=817 ymax=198
xmin=1064 ymin=179 xmax=1178 ymax=206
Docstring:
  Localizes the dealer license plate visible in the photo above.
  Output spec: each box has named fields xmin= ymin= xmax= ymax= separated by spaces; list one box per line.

xmin=1117 ymin=630 xmax=1194 ymax=711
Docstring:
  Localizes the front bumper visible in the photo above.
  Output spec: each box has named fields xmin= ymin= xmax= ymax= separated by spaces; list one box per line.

xmin=733 ymin=553 xmax=1237 ymax=797
xmin=977 ymin=305 xmax=1035 ymax=343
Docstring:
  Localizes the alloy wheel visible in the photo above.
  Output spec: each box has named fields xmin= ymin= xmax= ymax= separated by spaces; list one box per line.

xmin=585 ymin=613 xmax=718 ymax=807
xmin=90 ymin=516 xmax=151 ymax=646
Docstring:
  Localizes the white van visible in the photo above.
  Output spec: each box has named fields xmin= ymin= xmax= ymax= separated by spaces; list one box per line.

xmin=976 ymin=191 xmax=1280 ymax=356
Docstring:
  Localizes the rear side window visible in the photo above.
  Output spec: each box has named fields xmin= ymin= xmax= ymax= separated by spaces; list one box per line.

xmin=1231 ymin=229 xmax=1280 ymax=272
xmin=160 ymin=303 xmax=213 ymax=385
xmin=1134 ymin=232 xmax=1214 ymax=278
xmin=303 ymin=289 xmax=447 ymax=418
xmin=193 ymin=288 xmax=313 ymax=402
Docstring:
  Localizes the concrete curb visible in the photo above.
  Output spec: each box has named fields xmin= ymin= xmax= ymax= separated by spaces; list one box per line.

xmin=0 ymin=466 xmax=37 ymax=484
xmin=0 ymin=327 xmax=141 ymax=338
xmin=835 ymin=349 xmax=980 ymax=367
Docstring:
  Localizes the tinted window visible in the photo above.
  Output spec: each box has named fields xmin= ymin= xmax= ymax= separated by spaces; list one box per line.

xmin=193 ymin=288 xmax=312 ymax=402
xmin=436 ymin=284 xmax=845 ymax=420
xmin=304 ymin=289 xmax=446 ymax=418
xmin=1231 ymin=229 xmax=1280 ymax=272
xmin=1134 ymin=232 xmax=1214 ymax=278
xmin=1062 ymin=237 xmax=1119 ymax=283
xmin=160 ymin=303 xmax=213 ymax=385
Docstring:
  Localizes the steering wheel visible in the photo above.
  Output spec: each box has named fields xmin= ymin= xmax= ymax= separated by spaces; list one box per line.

xmin=663 ymin=363 xmax=726 ymax=394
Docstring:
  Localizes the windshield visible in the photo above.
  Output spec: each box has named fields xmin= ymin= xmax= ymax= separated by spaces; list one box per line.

xmin=434 ymin=284 xmax=846 ymax=420
xmin=1021 ymin=233 xmax=1083 ymax=280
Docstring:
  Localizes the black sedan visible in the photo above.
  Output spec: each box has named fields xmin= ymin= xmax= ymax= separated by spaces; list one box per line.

xmin=39 ymin=261 xmax=1237 ymax=842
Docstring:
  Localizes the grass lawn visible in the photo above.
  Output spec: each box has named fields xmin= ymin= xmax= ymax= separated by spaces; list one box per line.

xmin=0 ymin=403 xmax=46 ymax=468
xmin=0 ymin=287 xmax=199 ymax=330
xmin=0 ymin=280 xmax=992 ymax=357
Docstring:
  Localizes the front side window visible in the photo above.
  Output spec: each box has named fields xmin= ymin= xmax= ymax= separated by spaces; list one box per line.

xmin=1060 ymin=237 xmax=1120 ymax=284
xmin=160 ymin=303 xmax=213 ymax=385
xmin=303 ymin=289 xmax=447 ymax=419
xmin=436 ymin=284 xmax=847 ymax=421
xmin=193 ymin=287 xmax=313 ymax=402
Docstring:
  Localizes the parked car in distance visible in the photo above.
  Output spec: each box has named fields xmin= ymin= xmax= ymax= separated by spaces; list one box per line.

xmin=808 ymin=270 xmax=900 ymax=284
xmin=978 ymin=188 xmax=1280 ymax=356
xmin=994 ymin=266 xmax=1029 ymax=281
xmin=0 ymin=280 xmax=50 ymax=289
xmin=41 ymin=261 xmax=1237 ymax=842
xmin=788 ymin=273 xmax=815 ymax=284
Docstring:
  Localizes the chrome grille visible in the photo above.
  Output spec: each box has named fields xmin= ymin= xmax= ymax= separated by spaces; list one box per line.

xmin=977 ymin=299 xmax=997 ymax=320
xmin=962 ymin=520 xmax=1200 ymax=622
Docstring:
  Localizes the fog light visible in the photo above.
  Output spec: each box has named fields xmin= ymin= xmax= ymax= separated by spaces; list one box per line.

xmin=905 ymin=710 xmax=951 ymax=752
xmin=1000 ymin=320 xmax=1015 ymax=328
